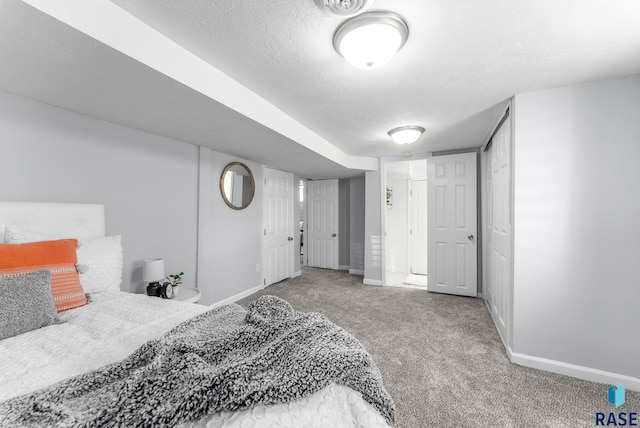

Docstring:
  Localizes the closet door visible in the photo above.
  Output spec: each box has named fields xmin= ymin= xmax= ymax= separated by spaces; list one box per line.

xmin=485 ymin=118 xmax=512 ymax=346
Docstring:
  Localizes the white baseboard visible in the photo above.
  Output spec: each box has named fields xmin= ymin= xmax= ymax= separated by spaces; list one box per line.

xmin=209 ymin=284 xmax=265 ymax=308
xmin=505 ymin=346 xmax=514 ymax=361
xmin=482 ymin=296 xmax=639 ymax=392
xmin=363 ymin=278 xmax=382 ymax=286
xmin=292 ymin=271 xmax=302 ymax=278
xmin=348 ymin=269 xmax=364 ymax=275
xmin=510 ymin=351 xmax=640 ymax=392
xmin=339 ymin=265 xmax=350 ymax=271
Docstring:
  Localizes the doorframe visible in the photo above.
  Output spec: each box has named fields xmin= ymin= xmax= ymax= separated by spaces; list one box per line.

xmin=380 ymin=154 xmax=431 ymax=286
xmin=381 ymin=150 xmax=482 ymax=291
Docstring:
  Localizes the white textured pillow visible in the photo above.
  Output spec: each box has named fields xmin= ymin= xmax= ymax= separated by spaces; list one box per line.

xmin=75 ymin=235 xmax=123 ymax=293
xmin=4 ymin=224 xmax=123 ymax=293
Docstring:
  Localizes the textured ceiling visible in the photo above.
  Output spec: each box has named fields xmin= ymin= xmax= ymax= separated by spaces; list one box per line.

xmin=1 ymin=0 xmax=640 ymax=178
xmin=110 ymin=0 xmax=640 ymax=155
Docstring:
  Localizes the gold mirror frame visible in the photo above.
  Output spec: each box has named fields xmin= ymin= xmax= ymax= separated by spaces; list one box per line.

xmin=219 ymin=162 xmax=255 ymax=210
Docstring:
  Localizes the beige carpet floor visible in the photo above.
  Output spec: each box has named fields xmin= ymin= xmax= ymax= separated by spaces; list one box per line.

xmin=237 ymin=267 xmax=638 ymax=427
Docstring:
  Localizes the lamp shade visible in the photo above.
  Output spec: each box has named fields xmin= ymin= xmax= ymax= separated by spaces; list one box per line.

xmin=333 ymin=11 xmax=409 ymax=70
xmin=388 ymin=126 xmax=425 ymax=145
xmin=143 ymin=258 xmax=165 ymax=282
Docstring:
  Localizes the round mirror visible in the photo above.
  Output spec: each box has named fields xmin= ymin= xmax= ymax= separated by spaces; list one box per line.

xmin=220 ymin=162 xmax=255 ymax=210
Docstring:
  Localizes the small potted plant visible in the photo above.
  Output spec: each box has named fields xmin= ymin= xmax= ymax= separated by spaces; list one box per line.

xmin=166 ymin=271 xmax=184 ymax=296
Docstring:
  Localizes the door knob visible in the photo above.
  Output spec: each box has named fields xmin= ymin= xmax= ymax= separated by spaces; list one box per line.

xmin=331 ymin=233 xmax=337 ymax=237
xmin=287 ymin=237 xmax=293 ymax=241
xmin=467 ymin=234 xmax=474 ymax=241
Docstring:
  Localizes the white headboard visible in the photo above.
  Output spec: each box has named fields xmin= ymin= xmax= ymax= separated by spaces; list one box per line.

xmin=0 ymin=202 xmax=105 ymax=241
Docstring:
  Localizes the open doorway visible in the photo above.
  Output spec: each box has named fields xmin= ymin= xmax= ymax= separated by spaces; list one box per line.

xmin=384 ymin=159 xmax=428 ymax=288
xmin=383 ymin=153 xmax=478 ymax=296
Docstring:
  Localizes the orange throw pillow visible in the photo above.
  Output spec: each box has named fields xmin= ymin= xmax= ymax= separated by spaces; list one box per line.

xmin=0 ymin=239 xmax=88 ymax=312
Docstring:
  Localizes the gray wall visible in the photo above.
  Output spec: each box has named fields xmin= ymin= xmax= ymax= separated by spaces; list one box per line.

xmin=0 ymin=90 xmax=354 ymax=303
xmin=0 ymin=91 xmax=199 ymax=293
xmin=349 ymin=176 xmax=365 ymax=272
xmin=512 ymin=74 xmax=640 ymax=379
xmin=364 ymin=168 xmax=383 ymax=283
xmin=338 ymin=176 xmax=365 ymax=272
xmin=338 ymin=179 xmax=351 ymax=268
xmin=198 ymin=147 xmax=263 ymax=305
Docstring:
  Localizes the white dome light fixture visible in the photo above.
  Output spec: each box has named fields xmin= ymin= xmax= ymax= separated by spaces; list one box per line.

xmin=333 ymin=11 xmax=409 ymax=70
xmin=388 ymin=126 xmax=425 ymax=145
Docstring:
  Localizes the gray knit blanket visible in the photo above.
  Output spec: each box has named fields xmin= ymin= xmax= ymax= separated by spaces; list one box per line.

xmin=0 ymin=295 xmax=395 ymax=427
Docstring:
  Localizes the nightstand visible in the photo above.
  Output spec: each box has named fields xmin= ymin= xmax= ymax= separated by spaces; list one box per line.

xmin=174 ymin=287 xmax=201 ymax=304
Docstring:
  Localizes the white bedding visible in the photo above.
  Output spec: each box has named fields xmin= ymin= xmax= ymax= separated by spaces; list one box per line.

xmin=0 ymin=292 xmax=389 ymax=427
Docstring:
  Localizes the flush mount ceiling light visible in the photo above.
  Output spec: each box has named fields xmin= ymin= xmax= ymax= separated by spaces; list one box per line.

xmin=388 ymin=126 xmax=425 ymax=145
xmin=333 ymin=11 xmax=409 ymax=69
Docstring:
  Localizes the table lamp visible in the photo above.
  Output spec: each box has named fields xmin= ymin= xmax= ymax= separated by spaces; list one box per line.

xmin=143 ymin=258 xmax=165 ymax=296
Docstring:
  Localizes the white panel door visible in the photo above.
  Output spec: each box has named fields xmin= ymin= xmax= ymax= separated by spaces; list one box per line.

xmin=427 ymin=153 xmax=477 ymax=296
xmin=307 ymin=179 xmax=339 ymax=269
xmin=263 ymin=167 xmax=294 ymax=286
xmin=411 ymin=180 xmax=428 ymax=275
xmin=486 ymin=119 xmax=512 ymax=342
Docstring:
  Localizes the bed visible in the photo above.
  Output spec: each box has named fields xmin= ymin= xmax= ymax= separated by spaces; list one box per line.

xmin=0 ymin=202 xmax=394 ymax=427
